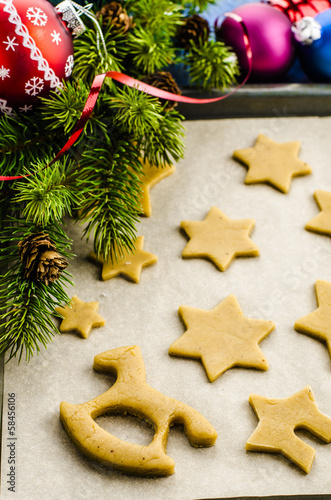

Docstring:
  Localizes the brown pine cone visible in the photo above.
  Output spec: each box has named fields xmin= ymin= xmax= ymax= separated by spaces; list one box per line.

xmin=18 ymin=233 xmax=68 ymax=285
xmin=177 ymin=14 xmax=210 ymax=49
xmin=142 ymin=71 xmax=181 ymax=111
xmin=97 ymin=2 xmax=133 ymax=34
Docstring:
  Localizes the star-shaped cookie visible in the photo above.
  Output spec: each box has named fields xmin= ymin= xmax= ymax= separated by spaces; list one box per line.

xmin=233 ymin=134 xmax=312 ymax=193
xmin=294 ymin=280 xmax=331 ymax=361
xmin=55 ymin=295 xmax=105 ymax=339
xmin=89 ymin=236 xmax=157 ymax=283
xmin=180 ymin=206 xmax=259 ymax=271
xmin=246 ymin=386 xmax=331 ymax=473
xmin=138 ymin=159 xmax=175 ymax=216
xmin=169 ymin=295 xmax=275 ymax=382
xmin=305 ymin=190 xmax=331 ymax=236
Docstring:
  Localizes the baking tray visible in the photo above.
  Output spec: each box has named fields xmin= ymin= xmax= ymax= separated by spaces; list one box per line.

xmin=179 ymin=84 xmax=331 ymax=120
xmin=2 ymin=116 xmax=331 ymax=499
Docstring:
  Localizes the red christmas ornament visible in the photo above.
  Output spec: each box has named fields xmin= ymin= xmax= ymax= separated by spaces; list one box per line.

xmin=265 ymin=0 xmax=331 ymax=22
xmin=0 ymin=0 xmax=74 ymax=115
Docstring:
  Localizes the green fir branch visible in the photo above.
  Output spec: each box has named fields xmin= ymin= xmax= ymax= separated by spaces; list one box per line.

xmin=187 ymin=40 xmax=239 ymax=90
xmin=180 ymin=0 xmax=216 ymax=13
xmin=108 ymin=86 xmax=185 ymax=166
xmin=0 ymin=221 xmax=73 ymax=362
xmin=108 ymin=85 xmax=163 ymax=136
xmin=0 ymin=113 xmax=63 ymax=176
xmin=127 ymin=27 xmax=175 ymax=75
xmin=129 ymin=0 xmax=184 ymax=36
xmin=13 ymin=157 xmax=79 ymax=228
xmin=76 ymin=139 xmax=143 ymax=261
xmin=142 ymin=109 xmax=186 ymax=166
xmin=72 ymin=23 xmax=126 ymax=87
xmin=40 ymin=79 xmax=110 ymax=139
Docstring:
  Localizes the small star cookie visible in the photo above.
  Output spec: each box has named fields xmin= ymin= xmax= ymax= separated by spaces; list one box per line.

xmin=181 ymin=206 xmax=259 ymax=271
xmin=233 ymin=134 xmax=312 ymax=193
xmin=305 ymin=190 xmax=331 ymax=236
xmin=138 ymin=159 xmax=175 ymax=216
xmin=89 ymin=236 xmax=157 ymax=283
xmin=246 ymin=386 xmax=331 ymax=473
xmin=294 ymin=280 xmax=331 ymax=361
xmin=55 ymin=295 xmax=105 ymax=339
xmin=169 ymin=295 xmax=275 ymax=382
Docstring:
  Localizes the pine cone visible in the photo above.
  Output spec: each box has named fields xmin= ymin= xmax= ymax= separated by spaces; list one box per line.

xmin=177 ymin=14 xmax=210 ymax=49
xmin=18 ymin=233 xmax=68 ymax=286
xmin=97 ymin=2 xmax=133 ymax=34
xmin=143 ymin=71 xmax=181 ymax=111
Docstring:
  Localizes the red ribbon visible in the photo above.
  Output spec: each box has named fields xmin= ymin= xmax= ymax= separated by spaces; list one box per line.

xmin=0 ymin=15 xmax=252 ymax=182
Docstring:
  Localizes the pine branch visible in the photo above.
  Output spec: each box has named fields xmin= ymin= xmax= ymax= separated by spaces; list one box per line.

xmin=108 ymin=85 xmax=163 ymax=135
xmin=0 ymin=221 xmax=73 ymax=362
xmin=187 ymin=40 xmax=240 ymax=90
xmin=72 ymin=22 xmax=127 ymax=87
xmin=129 ymin=0 xmax=184 ymax=36
xmin=0 ymin=113 xmax=64 ymax=176
xmin=12 ymin=157 xmax=80 ymax=227
xmin=108 ymin=86 xmax=185 ymax=166
xmin=76 ymin=138 xmax=143 ymax=261
xmin=142 ymin=109 xmax=186 ymax=166
xmin=180 ymin=0 xmax=216 ymax=13
xmin=127 ymin=27 xmax=175 ymax=75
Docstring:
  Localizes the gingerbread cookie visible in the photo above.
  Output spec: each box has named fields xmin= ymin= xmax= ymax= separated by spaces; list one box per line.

xmin=294 ymin=280 xmax=331 ymax=361
xmin=60 ymin=346 xmax=217 ymax=476
xmin=89 ymin=236 xmax=157 ymax=283
xmin=305 ymin=190 xmax=331 ymax=236
xmin=169 ymin=295 xmax=275 ymax=382
xmin=55 ymin=295 xmax=105 ymax=338
xmin=233 ymin=134 xmax=311 ymax=193
xmin=246 ymin=386 xmax=331 ymax=473
xmin=138 ymin=159 xmax=175 ymax=217
xmin=180 ymin=206 xmax=259 ymax=271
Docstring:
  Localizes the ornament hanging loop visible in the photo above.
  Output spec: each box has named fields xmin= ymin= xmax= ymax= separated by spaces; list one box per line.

xmin=56 ymin=0 xmax=108 ymax=58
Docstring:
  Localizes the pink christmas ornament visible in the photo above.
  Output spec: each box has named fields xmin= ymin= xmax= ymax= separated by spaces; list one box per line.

xmin=0 ymin=0 xmax=74 ymax=115
xmin=216 ymin=3 xmax=296 ymax=82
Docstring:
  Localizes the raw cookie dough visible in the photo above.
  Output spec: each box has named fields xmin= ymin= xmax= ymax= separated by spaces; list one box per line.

xmin=55 ymin=295 xmax=105 ymax=338
xmin=60 ymin=345 xmax=217 ymax=476
xmin=89 ymin=235 xmax=157 ymax=283
xmin=305 ymin=190 xmax=331 ymax=236
xmin=138 ymin=159 xmax=175 ymax=217
xmin=181 ymin=206 xmax=259 ymax=271
xmin=246 ymin=386 xmax=331 ymax=473
xmin=233 ymin=134 xmax=312 ymax=193
xmin=294 ymin=279 xmax=331 ymax=361
xmin=169 ymin=295 xmax=275 ymax=382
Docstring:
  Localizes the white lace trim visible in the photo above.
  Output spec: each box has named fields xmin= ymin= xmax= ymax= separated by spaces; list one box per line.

xmin=0 ymin=0 xmax=63 ymax=91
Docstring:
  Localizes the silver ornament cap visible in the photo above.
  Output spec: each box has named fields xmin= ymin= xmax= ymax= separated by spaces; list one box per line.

xmin=292 ymin=17 xmax=322 ymax=46
xmin=56 ymin=0 xmax=86 ymax=37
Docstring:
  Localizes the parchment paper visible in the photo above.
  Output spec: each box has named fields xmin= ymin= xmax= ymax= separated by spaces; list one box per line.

xmin=2 ymin=116 xmax=331 ymax=500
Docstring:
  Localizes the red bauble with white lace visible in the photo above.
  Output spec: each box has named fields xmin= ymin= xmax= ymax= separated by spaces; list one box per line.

xmin=0 ymin=0 xmax=74 ymax=115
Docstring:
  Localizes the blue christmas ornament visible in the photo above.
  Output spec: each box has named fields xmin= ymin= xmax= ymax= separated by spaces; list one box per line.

xmin=292 ymin=8 xmax=331 ymax=82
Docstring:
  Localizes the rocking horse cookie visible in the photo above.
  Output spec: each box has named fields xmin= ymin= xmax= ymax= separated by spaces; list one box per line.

xmin=60 ymin=345 xmax=217 ymax=476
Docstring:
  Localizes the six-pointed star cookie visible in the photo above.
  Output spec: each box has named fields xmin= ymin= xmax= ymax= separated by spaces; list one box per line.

xmin=305 ymin=190 xmax=331 ymax=236
xmin=233 ymin=134 xmax=312 ymax=193
xmin=89 ymin=236 xmax=157 ymax=283
xmin=55 ymin=295 xmax=105 ymax=339
xmin=246 ymin=386 xmax=331 ymax=473
xmin=138 ymin=159 xmax=175 ymax=216
xmin=294 ymin=279 xmax=331 ymax=361
xmin=181 ymin=206 xmax=259 ymax=271
xmin=169 ymin=295 xmax=275 ymax=382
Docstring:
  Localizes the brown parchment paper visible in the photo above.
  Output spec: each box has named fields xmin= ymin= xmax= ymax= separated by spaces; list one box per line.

xmin=2 ymin=116 xmax=331 ymax=500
